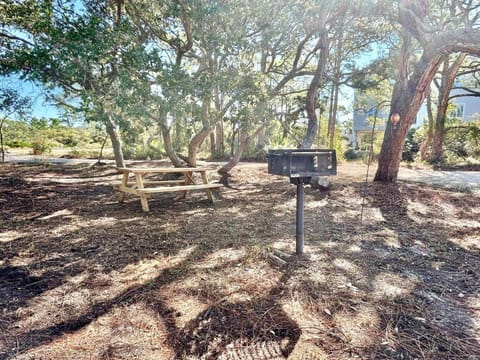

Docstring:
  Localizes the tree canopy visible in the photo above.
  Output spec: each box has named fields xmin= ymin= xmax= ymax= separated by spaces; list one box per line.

xmin=1 ymin=0 xmax=479 ymax=178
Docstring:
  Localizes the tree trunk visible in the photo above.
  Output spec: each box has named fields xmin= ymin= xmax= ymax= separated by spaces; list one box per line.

xmin=158 ymin=111 xmax=184 ymax=167
xmin=374 ymin=34 xmax=444 ymax=182
xmin=0 ymin=119 xmax=5 ymax=163
xmin=230 ymin=125 xmax=238 ymax=158
xmin=218 ymin=124 xmax=267 ymax=179
xmin=187 ymin=125 xmax=212 ymax=167
xmin=430 ymin=54 xmax=466 ymax=163
xmin=376 ymin=2 xmax=480 ymax=182
xmin=209 ymin=132 xmax=216 ymax=160
xmin=328 ymin=34 xmax=343 ymax=149
xmin=105 ymin=116 xmax=125 ymax=168
xmin=187 ymin=99 xmax=213 ymax=167
xmin=96 ymin=135 xmax=108 ymax=164
xmin=213 ymin=91 xmax=225 ymax=159
xmin=419 ymin=86 xmax=434 ymax=161
xmin=215 ymin=121 xmax=224 ymax=158
xmin=302 ymin=31 xmax=329 ymax=149
xmin=328 ymin=79 xmax=340 ymax=149
xmin=431 ymin=109 xmax=447 ymax=163
xmin=256 ymin=127 xmax=266 ymax=153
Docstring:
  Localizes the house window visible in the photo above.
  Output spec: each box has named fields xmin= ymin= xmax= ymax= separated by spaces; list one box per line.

xmin=450 ymin=103 xmax=465 ymax=119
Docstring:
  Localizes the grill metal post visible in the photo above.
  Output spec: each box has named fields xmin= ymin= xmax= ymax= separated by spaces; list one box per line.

xmin=296 ymin=180 xmax=305 ymax=256
xmin=267 ymin=149 xmax=336 ymax=257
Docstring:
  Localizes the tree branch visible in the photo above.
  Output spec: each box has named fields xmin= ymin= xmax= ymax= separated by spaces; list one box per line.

xmin=0 ymin=31 xmax=35 ymax=47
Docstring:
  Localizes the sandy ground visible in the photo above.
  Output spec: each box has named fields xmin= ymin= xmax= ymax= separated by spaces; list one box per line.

xmin=1 ymin=160 xmax=479 ymax=359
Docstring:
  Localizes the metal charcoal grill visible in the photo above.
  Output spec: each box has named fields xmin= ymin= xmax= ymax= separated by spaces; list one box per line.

xmin=267 ymin=149 xmax=337 ymax=256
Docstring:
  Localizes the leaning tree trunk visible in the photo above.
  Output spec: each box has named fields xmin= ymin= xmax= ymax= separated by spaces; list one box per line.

xmin=157 ymin=111 xmax=183 ymax=167
xmin=218 ymin=124 xmax=267 ymax=181
xmin=376 ymin=2 xmax=480 ymax=181
xmin=375 ymin=60 xmax=445 ymax=181
xmin=187 ymin=125 xmax=213 ymax=167
xmin=374 ymin=41 xmax=444 ymax=182
xmin=105 ymin=117 xmax=125 ymax=168
xmin=187 ymin=98 xmax=213 ymax=167
xmin=302 ymin=31 xmax=329 ymax=149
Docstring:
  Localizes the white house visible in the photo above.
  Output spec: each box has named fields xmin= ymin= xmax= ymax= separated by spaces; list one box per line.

xmin=351 ymin=87 xmax=480 ymax=148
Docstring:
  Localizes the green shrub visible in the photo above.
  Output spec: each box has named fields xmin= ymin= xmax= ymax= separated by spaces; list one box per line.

xmin=68 ymin=148 xmax=102 ymax=159
xmin=402 ymin=128 xmax=420 ymax=162
xmin=123 ymin=144 xmax=163 ymax=160
xmin=344 ymin=148 xmax=370 ymax=162
xmin=344 ymin=148 xmax=359 ymax=160
xmin=31 ymin=139 xmax=55 ymax=155
xmin=443 ymin=120 xmax=480 ymax=164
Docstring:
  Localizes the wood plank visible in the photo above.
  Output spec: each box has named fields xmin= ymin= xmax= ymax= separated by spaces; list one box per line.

xmin=117 ymin=167 xmax=216 ymax=174
xmin=115 ymin=186 xmax=143 ymax=195
xmin=136 ymin=183 xmax=223 ymax=194
xmin=111 ymin=180 xmax=185 ymax=187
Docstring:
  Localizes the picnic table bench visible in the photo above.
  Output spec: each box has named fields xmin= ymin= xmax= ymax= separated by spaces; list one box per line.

xmin=113 ymin=166 xmax=223 ymax=212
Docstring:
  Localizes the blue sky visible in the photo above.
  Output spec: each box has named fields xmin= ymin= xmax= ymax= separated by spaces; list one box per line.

xmin=2 ymin=75 xmax=61 ymax=119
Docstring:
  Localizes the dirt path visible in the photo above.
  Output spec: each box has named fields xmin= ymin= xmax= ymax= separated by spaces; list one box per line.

xmin=399 ymin=167 xmax=480 ymax=191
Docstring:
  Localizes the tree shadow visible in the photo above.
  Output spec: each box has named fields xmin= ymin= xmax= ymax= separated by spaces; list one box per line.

xmin=2 ymin=163 xmax=478 ymax=359
xmin=169 ymin=268 xmax=301 ymax=359
xmin=0 ymin=163 xmax=299 ymax=358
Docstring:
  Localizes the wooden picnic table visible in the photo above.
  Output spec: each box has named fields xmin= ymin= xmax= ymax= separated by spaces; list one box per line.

xmin=113 ymin=166 xmax=223 ymax=212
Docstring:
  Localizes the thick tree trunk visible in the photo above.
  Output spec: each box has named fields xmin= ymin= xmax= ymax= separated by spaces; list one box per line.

xmin=105 ymin=117 xmax=125 ymax=168
xmin=376 ymin=5 xmax=480 ymax=182
xmin=230 ymin=126 xmax=238 ymax=158
xmin=187 ymin=125 xmax=212 ymax=167
xmin=374 ymin=114 xmax=409 ymax=182
xmin=375 ymin=39 xmax=444 ymax=182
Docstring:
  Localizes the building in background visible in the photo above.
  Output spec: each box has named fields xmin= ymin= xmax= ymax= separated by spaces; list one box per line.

xmin=351 ymin=87 xmax=480 ymax=149
xmin=447 ymin=87 xmax=480 ymax=122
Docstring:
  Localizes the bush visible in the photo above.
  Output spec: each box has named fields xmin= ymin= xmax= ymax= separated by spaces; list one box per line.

xmin=443 ymin=120 xmax=480 ymax=164
xmin=123 ymin=144 xmax=163 ymax=160
xmin=402 ymin=128 xmax=420 ymax=162
xmin=344 ymin=148 xmax=370 ymax=162
xmin=68 ymin=148 xmax=102 ymax=159
xmin=31 ymin=138 xmax=55 ymax=155
xmin=344 ymin=148 xmax=359 ymax=160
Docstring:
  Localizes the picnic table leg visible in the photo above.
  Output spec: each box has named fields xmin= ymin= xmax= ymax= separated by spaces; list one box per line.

xmin=135 ymin=173 xmax=149 ymax=212
xmin=177 ymin=171 xmax=194 ymax=199
xmin=184 ymin=172 xmax=195 ymax=184
xmin=118 ymin=172 xmax=129 ymax=203
xmin=200 ymin=171 xmax=215 ymax=202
